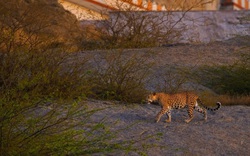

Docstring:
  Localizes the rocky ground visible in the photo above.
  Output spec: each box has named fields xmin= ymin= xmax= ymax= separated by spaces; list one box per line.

xmin=86 ymin=99 xmax=250 ymax=156
xmin=79 ymin=39 xmax=250 ymax=155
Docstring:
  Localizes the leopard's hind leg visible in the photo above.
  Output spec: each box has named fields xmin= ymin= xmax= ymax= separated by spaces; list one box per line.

xmin=194 ymin=101 xmax=207 ymax=121
xmin=185 ymin=103 xmax=194 ymax=123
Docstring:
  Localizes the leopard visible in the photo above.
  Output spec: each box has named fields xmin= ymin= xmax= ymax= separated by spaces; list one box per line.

xmin=147 ymin=92 xmax=221 ymax=123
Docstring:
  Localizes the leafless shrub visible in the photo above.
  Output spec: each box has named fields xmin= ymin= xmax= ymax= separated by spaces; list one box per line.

xmin=162 ymin=0 xmax=214 ymax=10
xmin=97 ymin=11 xmax=185 ymax=48
xmin=151 ymin=64 xmax=192 ymax=93
xmin=81 ymin=0 xmax=214 ymax=49
xmin=91 ymin=50 xmax=154 ymax=102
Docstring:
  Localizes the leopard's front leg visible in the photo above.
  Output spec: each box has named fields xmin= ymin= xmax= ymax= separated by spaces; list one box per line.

xmin=155 ymin=107 xmax=168 ymax=123
xmin=165 ymin=110 xmax=171 ymax=123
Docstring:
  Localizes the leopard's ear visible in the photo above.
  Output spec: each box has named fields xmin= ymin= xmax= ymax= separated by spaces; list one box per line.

xmin=153 ymin=92 xmax=156 ymax=96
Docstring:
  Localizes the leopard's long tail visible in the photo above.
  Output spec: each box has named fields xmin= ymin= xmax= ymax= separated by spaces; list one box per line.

xmin=197 ymin=98 xmax=221 ymax=111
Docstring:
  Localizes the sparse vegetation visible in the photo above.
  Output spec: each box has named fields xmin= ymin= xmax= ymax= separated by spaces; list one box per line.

xmin=196 ymin=64 xmax=250 ymax=95
xmin=194 ymin=40 xmax=250 ymax=105
xmin=82 ymin=0 xmax=214 ymax=49
xmin=152 ymin=64 xmax=192 ymax=93
xmin=95 ymin=11 xmax=184 ymax=48
xmin=0 ymin=0 xmax=158 ymax=155
xmin=1 ymin=0 xmax=249 ymax=155
xmin=91 ymin=50 xmax=154 ymax=103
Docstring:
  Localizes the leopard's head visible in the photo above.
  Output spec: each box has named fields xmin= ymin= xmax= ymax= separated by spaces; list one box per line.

xmin=147 ymin=92 xmax=158 ymax=104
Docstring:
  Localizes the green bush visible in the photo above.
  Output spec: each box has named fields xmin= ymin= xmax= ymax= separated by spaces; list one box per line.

xmin=195 ymin=50 xmax=250 ymax=95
